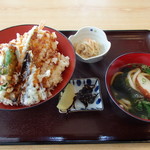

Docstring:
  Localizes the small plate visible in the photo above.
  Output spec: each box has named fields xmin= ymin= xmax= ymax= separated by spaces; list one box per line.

xmin=58 ymin=77 xmax=104 ymax=113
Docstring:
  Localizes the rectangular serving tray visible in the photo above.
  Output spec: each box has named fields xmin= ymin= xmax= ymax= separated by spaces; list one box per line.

xmin=0 ymin=30 xmax=150 ymax=145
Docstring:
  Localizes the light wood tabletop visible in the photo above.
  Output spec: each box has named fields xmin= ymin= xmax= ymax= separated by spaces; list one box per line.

xmin=0 ymin=0 xmax=150 ymax=149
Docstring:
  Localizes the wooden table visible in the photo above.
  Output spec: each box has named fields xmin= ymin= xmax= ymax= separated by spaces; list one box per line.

xmin=0 ymin=0 xmax=150 ymax=149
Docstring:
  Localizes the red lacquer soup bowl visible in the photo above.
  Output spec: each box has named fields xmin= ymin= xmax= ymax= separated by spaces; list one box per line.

xmin=105 ymin=52 xmax=150 ymax=122
xmin=0 ymin=24 xmax=76 ymax=110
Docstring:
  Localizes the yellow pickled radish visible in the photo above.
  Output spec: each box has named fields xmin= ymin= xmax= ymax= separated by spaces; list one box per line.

xmin=57 ymin=83 xmax=75 ymax=112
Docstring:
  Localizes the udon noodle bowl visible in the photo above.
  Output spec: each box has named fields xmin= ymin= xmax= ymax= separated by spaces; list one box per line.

xmin=111 ymin=64 xmax=150 ymax=119
xmin=0 ymin=25 xmax=70 ymax=106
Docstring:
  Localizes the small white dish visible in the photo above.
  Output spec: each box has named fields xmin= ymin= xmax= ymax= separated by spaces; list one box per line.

xmin=69 ymin=26 xmax=111 ymax=63
xmin=58 ymin=78 xmax=104 ymax=113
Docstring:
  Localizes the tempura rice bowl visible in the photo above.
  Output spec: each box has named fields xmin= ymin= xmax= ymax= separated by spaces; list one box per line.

xmin=0 ymin=24 xmax=76 ymax=110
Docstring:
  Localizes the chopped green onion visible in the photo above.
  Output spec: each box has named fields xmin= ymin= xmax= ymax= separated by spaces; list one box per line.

xmin=141 ymin=65 xmax=150 ymax=74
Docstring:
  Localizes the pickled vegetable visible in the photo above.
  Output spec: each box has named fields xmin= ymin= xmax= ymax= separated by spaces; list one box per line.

xmin=57 ymin=84 xmax=75 ymax=112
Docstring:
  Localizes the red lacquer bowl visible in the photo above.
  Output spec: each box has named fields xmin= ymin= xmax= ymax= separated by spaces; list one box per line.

xmin=105 ymin=52 xmax=150 ymax=122
xmin=0 ymin=24 xmax=76 ymax=110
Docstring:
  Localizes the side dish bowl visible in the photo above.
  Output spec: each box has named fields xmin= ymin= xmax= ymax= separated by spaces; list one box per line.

xmin=0 ymin=24 xmax=76 ymax=110
xmin=105 ymin=52 xmax=150 ymax=122
xmin=69 ymin=26 xmax=111 ymax=63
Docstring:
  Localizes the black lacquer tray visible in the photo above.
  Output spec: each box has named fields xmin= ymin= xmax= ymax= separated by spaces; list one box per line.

xmin=0 ymin=30 xmax=150 ymax=145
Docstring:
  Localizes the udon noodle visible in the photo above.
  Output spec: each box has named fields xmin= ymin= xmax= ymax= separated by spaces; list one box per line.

xmin=111 ymin=64 xmax=150 ymax=119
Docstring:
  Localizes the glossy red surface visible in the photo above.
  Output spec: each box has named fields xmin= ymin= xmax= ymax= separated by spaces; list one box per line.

xmin=105 ymin=53 xmax=150 ymax=122
xmin=0 ymin=25 xmax=76 ymax=110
